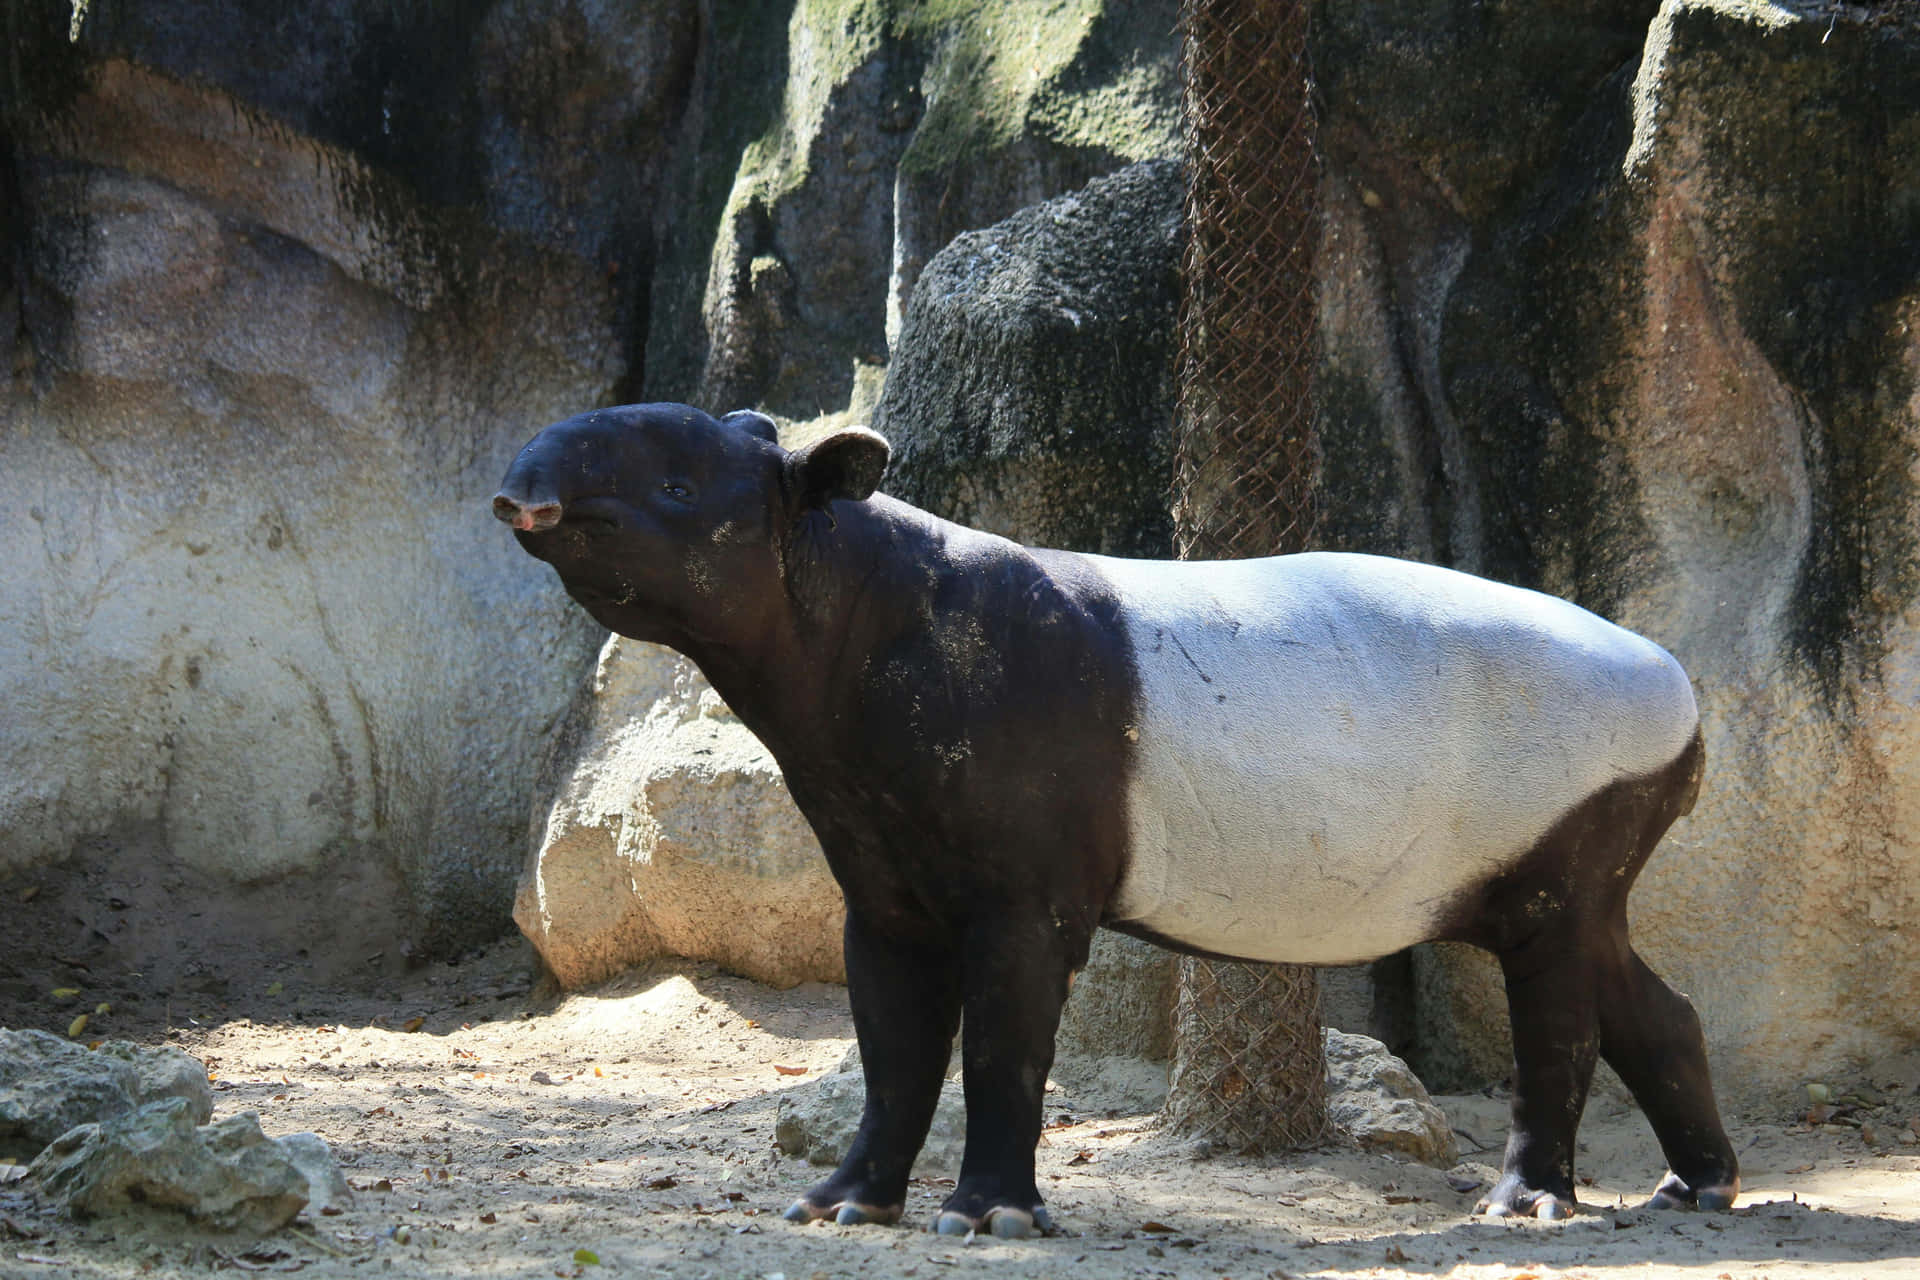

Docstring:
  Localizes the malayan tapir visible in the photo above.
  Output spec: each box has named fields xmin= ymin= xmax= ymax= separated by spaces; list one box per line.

xmin=493 ymin=402 xmax=1739 ymax=1237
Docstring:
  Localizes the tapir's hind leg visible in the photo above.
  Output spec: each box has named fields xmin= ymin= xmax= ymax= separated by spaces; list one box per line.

xmin=785 ymin=911 xmax=961 ymax=1226
xmin=1471 ymin=732 xmax=1735 ymax=1219
xmin=1480 ymin=934 xmax=1601 ymax=1220
xmin=1592 ymin=733 xmax=1739 ymax=1210
xmin=1596 ymin=941 xmax=1740 ymax=1210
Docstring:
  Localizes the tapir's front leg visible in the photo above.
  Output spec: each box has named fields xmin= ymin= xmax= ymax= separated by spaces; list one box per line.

xmin=785 ymin=910 xmax=962 ymax=1225
xmin=933 ymin=913 xmax=1081 ymax=1239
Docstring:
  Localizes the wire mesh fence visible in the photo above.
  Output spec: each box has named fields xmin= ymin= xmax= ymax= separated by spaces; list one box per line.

xmin=1164 ymin=0 xmax=1330 ymax=1154
xmin=1166 ymin=955 xmax=1329 ymax=1150
xmin=1172 ymin=0 xmax=1322 ymax=563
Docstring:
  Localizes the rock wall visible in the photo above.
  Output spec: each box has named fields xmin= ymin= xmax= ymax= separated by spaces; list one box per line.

xmin=1309 ymin=0 xmax=1920 ymax=1104
xmin=643 ymin=0 xmax=1181 ymax=423
xmin=0 ymin=0 xmax=1180 ymax=981
xmin=831 ymin=0 xmax=1920 ymax=1109
xmin=0 ymin=1 xmax=692 ymax=965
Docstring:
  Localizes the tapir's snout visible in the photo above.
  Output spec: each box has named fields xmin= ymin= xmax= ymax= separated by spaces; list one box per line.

xmin=492 ymin=492 xmax=563 ymax=533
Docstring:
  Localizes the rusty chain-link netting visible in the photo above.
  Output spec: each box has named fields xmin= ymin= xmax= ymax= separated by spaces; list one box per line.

xmin=1167 ymin=955 xmax=1329 ymax=1150
xmin=1164 ymin=0 xmax=1330 ymax=1153
xmin=1172 ymin=0 xmax=1321 ymax=562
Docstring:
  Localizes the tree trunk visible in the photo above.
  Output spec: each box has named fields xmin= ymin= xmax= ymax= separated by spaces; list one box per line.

xmin=1167 ymin=957 xmax=1328 ymax=1150
xmin=1164 ymin=0 xmax=1328 ymax=1153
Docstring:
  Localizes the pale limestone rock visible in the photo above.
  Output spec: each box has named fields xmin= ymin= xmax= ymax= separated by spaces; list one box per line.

xmin=1324 ymin=1030 xmax=1455 ymax=1169
xmin=28 ymin=1098 xmax=347 ymax=1232
xmin=516 ymin=637 xmax=845 ymax=989
xmin=0 ymin=1030 xmax=212 ymax=1157
xmin=773 ymin=1045 xmax=966 ymax=1178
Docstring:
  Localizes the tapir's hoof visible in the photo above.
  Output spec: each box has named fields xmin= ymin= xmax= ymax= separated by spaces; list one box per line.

xmin=1477 ymin=1177 xmax=1576 ymax=1221
xmin=784 ymin=1198 xmax=900 ymax=1226
xmin=1479 ymin=1197 xmax=1574 ymax=1221
xmin=986 ymin=1207 xmax=1037 ymax=1238
xmin=931 ymin=1205 xmax=1051 ymax=1238
xmin=1698 ymin=1185 xmax=1740 ymax=1212
xmin=1648 ymin=1171 xmax=1740 ymax=1212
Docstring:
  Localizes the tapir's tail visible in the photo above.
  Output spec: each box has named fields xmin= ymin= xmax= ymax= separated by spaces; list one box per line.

xmin=1675 ymin=726 xmax=1706 ymax=817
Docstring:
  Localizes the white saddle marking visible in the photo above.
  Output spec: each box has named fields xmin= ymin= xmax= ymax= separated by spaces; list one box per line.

xmin=1090 ymin=552 xmax=1697 ymax=965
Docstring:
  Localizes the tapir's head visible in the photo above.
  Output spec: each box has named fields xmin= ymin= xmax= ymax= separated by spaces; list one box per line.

xmin=493 ymin=402 xmax=889 ymax=643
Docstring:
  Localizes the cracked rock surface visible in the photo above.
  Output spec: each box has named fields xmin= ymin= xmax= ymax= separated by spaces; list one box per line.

xmin=28 ymin=1097 xmax=347 ymax=1232
xmin=0 ymin=1029 xmax=213 ymax=1159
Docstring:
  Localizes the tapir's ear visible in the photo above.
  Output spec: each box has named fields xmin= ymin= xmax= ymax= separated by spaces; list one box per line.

xmin=720 ymin=408 xmax=780 ymax=444
xmin=785 ymin=427 xmax=891 ymax=510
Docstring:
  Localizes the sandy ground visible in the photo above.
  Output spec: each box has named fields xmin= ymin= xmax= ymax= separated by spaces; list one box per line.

xmin=3 ymin=939 xmax=1917 ymax=1280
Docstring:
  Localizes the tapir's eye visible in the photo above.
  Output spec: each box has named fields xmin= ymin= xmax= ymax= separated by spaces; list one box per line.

xmin=661 ymin=481 xmax=694 ymax=503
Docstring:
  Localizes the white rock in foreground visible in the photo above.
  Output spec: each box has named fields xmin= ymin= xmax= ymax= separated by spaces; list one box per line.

xmin=28 ymin=1097 xmax=348 ymax=1232
xmin=0 ymin=1029 xmax=213 ymax=1154
xmin=1324 ymin=1029 xmax=1456 ymax=1168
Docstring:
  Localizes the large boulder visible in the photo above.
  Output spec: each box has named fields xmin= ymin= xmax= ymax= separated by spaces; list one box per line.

xmin=515 ymin=638 xmax=845 ymax=990
xmin=875 ymin=158 xmax=1184 ymax=557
